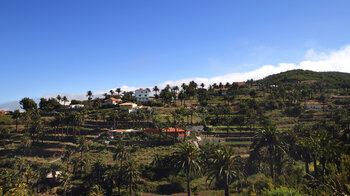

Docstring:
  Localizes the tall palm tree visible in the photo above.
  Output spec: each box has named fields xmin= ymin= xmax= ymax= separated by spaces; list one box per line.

xmin=124 ymin=161 xmax=140 ymax=196
xmin=62 ymin=148 xmax=74 ymax=171
xmin=103 ymin=93 xmax=109 ymax=99
xmin=109 ymin=90 xmax=115 ymax=96
xmin=62 ymin=96 xmax=68 ymax=106
xmin=116 ymin=88 xmax=121 ymax=96
xmin=251 ymin=124 xmax=283 ymax=179
xmin=173 ymin=142 xmax=201 ymax=196
xmin=60 ymin=170 xmax=73 ymax=196
xmin=113 ymin=143 xmax=130 ymax=195
xmin=88 ymin=184 xmax=105 ymax=196
xmin=57 ymin=95 xmax=62 ymax=104
xmin=12 ymin=109 xmax=21 ymax=132
xmin=77 ymin=136 xmax=89 ymax=161
xmin=207 ymin=146 xmax=244 ymax=196
xmin=153 ymin=86 xmax=159 ymax=96
xmin=87 ymin=90 xmax=93 ymax=107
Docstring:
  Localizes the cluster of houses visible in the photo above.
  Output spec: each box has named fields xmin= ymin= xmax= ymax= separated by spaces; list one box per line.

xmin=0 ymin=110 xmax=9 ymax=115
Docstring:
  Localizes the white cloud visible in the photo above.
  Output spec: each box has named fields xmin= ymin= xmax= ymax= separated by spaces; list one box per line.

xmin=1 ymin=45 xmax=350 ymax=111
xmin=157 ymin=45 xmax=350 ymax=88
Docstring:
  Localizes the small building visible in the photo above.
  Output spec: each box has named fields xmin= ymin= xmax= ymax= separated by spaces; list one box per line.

xmin=233 ymin=82 xmax=246 ymax=87
xmin=108 ymin=129 xmax=141 ymax=136
xmin=109 ymin=129 xmax=127 ymax=135
xmin=214 ymin=87 xmax=228 ymax=95
xmin=144 ymin=127 xmax=187 ymax=137
xmin=69 ymin=104 xmax=84 ymax=109
xmin=119 ymin=102 xmax=138 ymax=113
xmin=46 ymin=171 xmax=61 ymax=179
xmin=104 ymin=97 xmax=122 ymax=106
xmin=0 ymin=110 xmax=9 ymax=115
xmin=197 ymin=88 xmax=207 ymax=92
xmin=137 ymin=105 xmax=151 ymax=111
xmin=135 ymin=88 xmax=150 ymax=102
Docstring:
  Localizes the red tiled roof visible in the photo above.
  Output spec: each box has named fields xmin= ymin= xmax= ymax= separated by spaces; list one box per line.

xmin=120 ymin=102 xmax=135 ymax=106
xmin=106 ymin=97 xmax=122 ymax=102
xmin=214 ymin=87 xmax=228 ymax=91
xmin=0 ymin=110 xmax=9 ymax=115
xmin=144 ymin=127 xmax=185 ymax=137
xmin=236 ymin=82 xmax=246 ymax=86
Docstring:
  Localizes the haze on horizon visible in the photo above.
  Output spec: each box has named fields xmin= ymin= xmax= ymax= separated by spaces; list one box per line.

xmin=1 ymin=0 xmax=350 ymax=106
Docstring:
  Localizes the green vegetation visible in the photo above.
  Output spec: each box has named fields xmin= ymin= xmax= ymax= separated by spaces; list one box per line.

xmin=0 ymin=69 xmax=350 ymax=195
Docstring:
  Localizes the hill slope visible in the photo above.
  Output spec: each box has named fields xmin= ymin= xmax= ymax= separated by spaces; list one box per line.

xmin=260 ymin=69 xmax=350 ymax=87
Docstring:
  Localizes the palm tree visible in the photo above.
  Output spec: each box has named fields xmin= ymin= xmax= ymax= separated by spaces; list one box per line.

xmin=113 ymin=143 xmax=130 ymax=195
xmin=251 ymin=124 xmax=283 ymax=179
xmin=87 ymin=90 xmax=93 ymax=107
xmin=173 ymin=142 xmax=201 ymax=196
xmin=77 ymin=136 xmax=89 ymax=161
xmin=62 ymin=96 xmax=68 ymax=106
xmin=103 ymin=93 xmax=109 ymax=99
xmin=62 ymin=148 xmax=74 ymax=171
xmin=153 ymin=86 xmax=159 ymax=97
xmin=70 ymin=112 xmax=84 ymax=136
xmin=12 ymin=109 xmax=21 ymax=132
xmin=207 ymin=146 xmax=244 ymax=196
xmin=60 ymin=170 xmax=73 ymax=196
xmin=109 ymin=90 xmax=115 ymax=96
xmin=116 ymin=88 xmax=121 ymax=96
xmin=57 ymin=95 xmax=62 ymax=104
xmin=88 ymin=184 xmax=105 ymax=196
xmin=124 ymin=161 xmax=140 ymax=196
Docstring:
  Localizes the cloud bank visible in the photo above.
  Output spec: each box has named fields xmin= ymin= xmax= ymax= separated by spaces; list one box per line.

xmin=1 ymin=45 xmax=350 ymax=111
xmin=158 ymin=45 xmax=350 ymax=88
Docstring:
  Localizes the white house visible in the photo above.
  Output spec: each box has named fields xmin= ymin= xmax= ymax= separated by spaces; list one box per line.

xmin=69 ymin=104 xmax=84 ymax=109
xmin=135 ymin=88 xmax=150 ymax=102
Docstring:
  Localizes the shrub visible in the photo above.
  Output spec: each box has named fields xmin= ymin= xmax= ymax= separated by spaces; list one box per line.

xmin=157 ymin=175 xmax=185 ymax=195
xmin=263 ymin=186 xmax=305 ymax=196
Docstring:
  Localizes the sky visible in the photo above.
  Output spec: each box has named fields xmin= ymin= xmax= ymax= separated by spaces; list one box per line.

xmin=1 ymin=0 xmax=350 ymax=107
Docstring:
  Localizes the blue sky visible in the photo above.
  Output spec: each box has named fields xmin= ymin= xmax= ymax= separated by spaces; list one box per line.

xmin=1 ymin=0 xmax=350 ymax=104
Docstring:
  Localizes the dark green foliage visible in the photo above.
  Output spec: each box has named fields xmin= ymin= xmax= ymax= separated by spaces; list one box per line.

xmin=70 ymin=99 xmax=82 ymax=104
xmin=261 ymin=69 xmax=350 ymax=89
xmin=284 ymin=103 xmax=303 ymax=117
xmin=39 ymin=97 xmax=62 ymax=112
xmin=263 ymin=186 xmax=305 ymax=196
xmin=157 ymin=175 xmax=185 ymax=194
xmin=19 ymin=97 xmax=37 ymax=112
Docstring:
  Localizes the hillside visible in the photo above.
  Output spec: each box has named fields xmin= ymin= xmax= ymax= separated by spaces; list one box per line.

xmin=260 ymin=69 xmax=350 ymax=87
xmin=0 ymin=69 xmax=350 ymax=195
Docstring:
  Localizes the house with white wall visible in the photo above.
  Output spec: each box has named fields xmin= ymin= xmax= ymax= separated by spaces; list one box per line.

xmin=135 ymin=88 xmax=150 ymax=102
